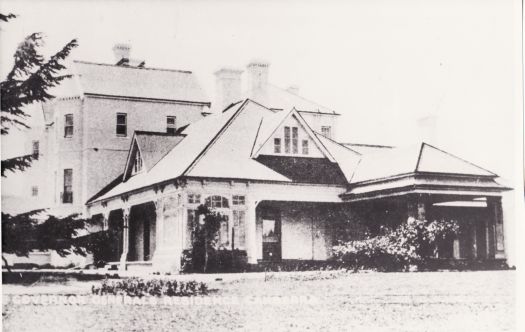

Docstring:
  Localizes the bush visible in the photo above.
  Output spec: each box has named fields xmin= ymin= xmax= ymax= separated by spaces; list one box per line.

xmin=91 ymin=277 xmax=208 ymax=297
xmin=333 ymin=218 xmax=459 ymax=272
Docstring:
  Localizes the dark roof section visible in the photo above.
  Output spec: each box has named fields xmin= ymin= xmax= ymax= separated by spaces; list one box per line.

xmin=73 ymin=61 xmax=210 ymax=104
xmin=255 ymin=155 xmax=347 ymax=185
xmin=86 ymin=173 xmax=124 ymax=204
xmin=134 ymin=131 xmax=186 ymax=170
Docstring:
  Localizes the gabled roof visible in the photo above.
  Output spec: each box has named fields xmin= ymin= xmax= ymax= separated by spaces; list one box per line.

xmin=349 ymin=142 xmax=497 ymax=184
xmin=314 ymin=133 xmax=362 ymax=183
xmin=251 ymin=108 xmax=336 ymax=162
xmin=91 ymin=100 xmax=292 ymax=203
xmin=123 ymin=131 xmax=186 ymax=180
xmin=70 ymin=61 xmax=210 ymax=104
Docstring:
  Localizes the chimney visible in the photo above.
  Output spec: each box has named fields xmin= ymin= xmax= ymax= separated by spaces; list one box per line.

xmin=247 ymin=60 xmax=270 ymax=92
xmin=112 ymin=43 xmax=131 ymax=64
xmin=214 ymin=67 xmax=243 ymax=111
xmin=286 ymin=85 xmax=300 ymax=95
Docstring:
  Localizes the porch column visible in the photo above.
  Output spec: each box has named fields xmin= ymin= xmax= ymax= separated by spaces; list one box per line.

xmin=154 ymin=197 xmax=165 ymax=253
xmin=102 ymin=210 xmax=110 ymax=231
xmin=119 ymin=206 xmax=130 ymax=271
xmin=487 ymin=197 xmax=505 ymax=259
xmin=246 ymin=199 xmax=258 ymax=264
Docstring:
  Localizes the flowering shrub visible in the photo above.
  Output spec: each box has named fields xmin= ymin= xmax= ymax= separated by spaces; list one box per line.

xmin=91 ymin=277 xmax=209 ymax=297
xmin=333 ymin=218 xmax=459 ymax=271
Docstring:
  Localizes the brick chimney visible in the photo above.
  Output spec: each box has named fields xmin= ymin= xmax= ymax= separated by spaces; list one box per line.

xmin=247 ymin=60 xmax=270 ymax=92
xmin=112 ymin=43 xmax=131 ymax=64
xmin=214 ymin=67 xmax=243 ymax=111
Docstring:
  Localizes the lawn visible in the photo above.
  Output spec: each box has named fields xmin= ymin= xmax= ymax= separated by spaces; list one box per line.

xmin=2 ymin=270 xmax=515 ymax=331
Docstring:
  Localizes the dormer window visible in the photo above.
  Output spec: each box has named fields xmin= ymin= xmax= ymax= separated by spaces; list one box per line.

xmin=284 ymin=127 xmax=290 ymax=153
xmin=292 ymin=127 xmax=298 ymax=154
xmin=167 ymin=116 xmax=176 ymax=134
xmin=321 ymin=126 xmax=332 ymax=139
xmin=132 ymin=149 xmax=143 ymax=175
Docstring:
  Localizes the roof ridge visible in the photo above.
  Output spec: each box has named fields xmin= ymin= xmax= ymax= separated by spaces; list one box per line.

xmin=267 ymin=83 xmax=337 ymax=114
xmin=73 ymin=60 xmax=193 ymax=74
xmin=314 ymin=132 xmax=362 ymax=156
xmin=342 ymin=142 xmax=395 ymax=148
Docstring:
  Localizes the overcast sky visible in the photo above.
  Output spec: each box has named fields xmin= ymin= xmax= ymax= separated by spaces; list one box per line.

xmin=0 ymin=0 xmax=522 ymax=180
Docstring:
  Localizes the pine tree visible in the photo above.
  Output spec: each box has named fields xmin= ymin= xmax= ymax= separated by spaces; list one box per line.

xmin=1 ymin=13 xmax=78 ymax=176
xmin=0 ymin=13 xmax=97 ymax=272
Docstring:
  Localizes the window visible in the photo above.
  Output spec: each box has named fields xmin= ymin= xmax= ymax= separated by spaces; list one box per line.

xmin=292 ymin=127 xmax=298 ymax=154
xmin=218 ymin=217 xmax=230 ymax=247
xmin=63 ymin=169 xmax=73 ymax=203
xmin=187 ymin=194 xmax=201 ymax=204
xmin=132 ymin=149 xmax=143 ymax=175
xmin=64 ymin=114 xmax=73 ymax=137
xmin=302 ymin=140 xmax=309 ymax=155
xmin=274 ymin=138 xmax=281 ymax=154
xmin=233 ymin=210 xmax=246 ymax=249
xmin=321 ymin=126 xmax=332 ymax=138
xmin=32 ymin=140 xmax=40 ymax=159
xmin=167 ymin=116 xmax=176 ymax=134
xmin=116 ymin=113 xmax=127 ymax=136
xmin=284 ymin=126 xmax=290 ymax=153
xmin=205 ymin=195 xmax=229 ymax=208
xmin=31 ymin=186 xmax=38 ymax=197
xmin=232 ymin=195 xmax=245 ymax=206
xmin=186 ymin=209 xmax=196 ymax=248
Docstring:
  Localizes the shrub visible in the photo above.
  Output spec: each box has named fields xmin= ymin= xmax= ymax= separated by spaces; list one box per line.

xmin=333 ymin=218 xmax=459 ymax=271
xmin=91 ymin=277 xmax=208 ymax=297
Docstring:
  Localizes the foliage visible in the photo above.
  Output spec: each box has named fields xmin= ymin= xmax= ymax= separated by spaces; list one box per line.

xmin=91 ymin=277 xmax=209 ymax=297
xmin=1 ymin=210 xmax=101 ymax=270
xmin=1 ymin=13 xmax=78 ymax=176
xmin=187 ymin=204 xmax=226 ymax=273
xmin=333 ymin=217 xmax=459 ymax=271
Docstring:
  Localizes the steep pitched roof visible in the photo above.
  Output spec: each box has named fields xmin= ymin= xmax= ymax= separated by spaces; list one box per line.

xmin=122 ymin=131 xmax=186 ymax=180
xmin=92 ymin=100 xmax=291 ymax=202
xmin=72 ymin=61 xmax=210 ymax=104
xmin=349 ymin=142 xmax=497 ymax=184
xmin=314 ymin=133 xmax=362 ymax=183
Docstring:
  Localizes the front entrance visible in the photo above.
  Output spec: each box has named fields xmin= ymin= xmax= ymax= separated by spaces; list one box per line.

xmin=261 ymin=208 xmax=281 ymax=261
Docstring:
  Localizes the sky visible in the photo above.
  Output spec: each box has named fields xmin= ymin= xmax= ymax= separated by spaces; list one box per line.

xmin=0 ymin=0 xmax=522 ymax=181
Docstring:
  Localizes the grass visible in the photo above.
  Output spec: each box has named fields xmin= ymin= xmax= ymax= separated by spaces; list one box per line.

xmin=2 ymin=270 xmax=515 ymax=331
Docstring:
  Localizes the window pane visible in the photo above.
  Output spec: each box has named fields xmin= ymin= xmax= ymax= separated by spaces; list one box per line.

xmin=302 ymin=140 xmax=309 ymax=155
xmin=292 ymin=127 xmax=298 ymax=154
xmin=274 ymin=138 xmax=281 ymax=153
xmin=64 ymin=114 xmax=73 ymax=137
xmin=284 ymin=127 xmax=290 ymax=153
xmin=186 ymin=209 xmax=196 ymax=248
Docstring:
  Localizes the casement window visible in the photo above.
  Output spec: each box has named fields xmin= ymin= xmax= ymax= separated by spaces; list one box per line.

xmin=32 ymin=140 xmax=40 ymax=159
xmin=284 ymin=126 xmax=291 ymax=153
xmin=233 ymin=210 xmax=246 ymax=249
xmin=274 ymin=138 xmax=281 ymax=153
xmin=64 ymin=114 xmax=73 ymax=137
xmin=116 ymin=113 xmax=127 ymax=136
xmin=321 ymin=126 xmax=332 ymax=139
xmin=187 ymin=194 xmax=201 ymax=204
xmin=302 ymin=140 xmax=309 ymax=155
xmin=232 ymin=195 xmax=245 ymax=206
xmin=131 ymin=149 xmax=143 ymax=175
xmin=167 ymin=116 xmax=176 ymax=134
xmin=63 ymin=168 xmax=73 ymax=203
xmin=205 ymin=195 xmax=229 ymax=208
xmin=292 ymin=127 xmax=298 ymax=154
xmin=31 ymin=186 xmax=38 ymax=197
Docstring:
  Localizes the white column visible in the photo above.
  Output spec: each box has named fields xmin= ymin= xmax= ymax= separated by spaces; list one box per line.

xmin=154 ymin=197 xmax=164 ymax=250
xmin=102 ymin=210 xmax=110 ymax=231
xmin=119 ymin=206 xmax=130 ymax=271
xmin=246 ymin=199 xmax=258 ymax=264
